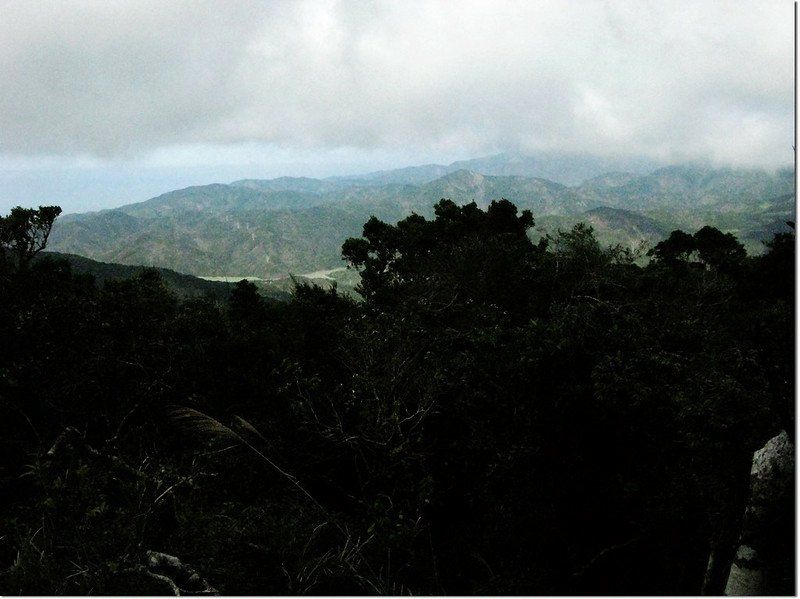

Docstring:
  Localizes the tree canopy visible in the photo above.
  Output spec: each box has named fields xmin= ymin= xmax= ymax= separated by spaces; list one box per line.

xmin=0 ymin=205 xmax=62 ymax=270
xmin=0 ymin=201 xmax=793 ymax=595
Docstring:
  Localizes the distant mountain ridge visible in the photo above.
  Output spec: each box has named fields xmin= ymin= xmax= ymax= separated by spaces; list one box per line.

xmin=47 ymin=153 xmax=795 ymax=278
xmin=334 ymin=151 xmax=663 ymax=186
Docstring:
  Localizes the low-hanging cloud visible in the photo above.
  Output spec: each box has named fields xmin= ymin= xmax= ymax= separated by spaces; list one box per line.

xmin=0 ymin=0 xmax=793 ymax=167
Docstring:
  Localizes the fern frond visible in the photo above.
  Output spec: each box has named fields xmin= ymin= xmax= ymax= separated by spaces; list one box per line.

xmin=233 ymin=415 xmax=269 ymax=444
xmin=168 ymin=405 xmax=333 ymax=527
xmin=167 ymin=406 xmax=244 ymax=444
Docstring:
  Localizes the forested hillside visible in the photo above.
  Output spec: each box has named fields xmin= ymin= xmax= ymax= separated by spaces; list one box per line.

xmin=36 ymin=251 xmax=234 ymax=300
xmin=47 ymin=159 xmax=794 ymax=277
xmin=0 ymin=201 xmax=793 ymax=594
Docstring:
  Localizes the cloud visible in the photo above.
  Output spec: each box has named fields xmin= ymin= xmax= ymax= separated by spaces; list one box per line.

xmin=0 ymin=0 xmax=793 ymax=166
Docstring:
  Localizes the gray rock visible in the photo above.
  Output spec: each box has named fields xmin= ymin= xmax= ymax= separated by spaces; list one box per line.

xmin=724 ymin=430 xmax=794 ymax=595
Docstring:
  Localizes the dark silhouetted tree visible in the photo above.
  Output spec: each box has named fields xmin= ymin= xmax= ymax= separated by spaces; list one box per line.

xmin=693 ymin=225 xmax=746 ymax=270
xmin=0 ymin=206 xmax=62 ymax=270
xmin=648 ymin=229 xmax=696 ymax=264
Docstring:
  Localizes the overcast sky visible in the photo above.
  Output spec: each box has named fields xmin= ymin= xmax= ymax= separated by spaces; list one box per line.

xmin=0 ymin=0 xmax=794 ymax=214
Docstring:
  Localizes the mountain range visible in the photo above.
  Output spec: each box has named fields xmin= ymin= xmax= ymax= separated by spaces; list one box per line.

xmin=47 ymin=153 xmax=795 ymax=278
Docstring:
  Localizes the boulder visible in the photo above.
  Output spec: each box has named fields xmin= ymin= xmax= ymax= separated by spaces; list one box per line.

xmin=724 ymin=430 xmax=794 ymax=595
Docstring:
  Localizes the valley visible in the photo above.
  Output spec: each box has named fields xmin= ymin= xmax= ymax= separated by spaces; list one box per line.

xmin=46 ymin=153 xmax=794 ymax=287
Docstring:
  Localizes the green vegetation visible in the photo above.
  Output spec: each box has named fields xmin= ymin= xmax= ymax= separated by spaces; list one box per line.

xmin=0 ymin=201 xmax=793 ymax=594
xmin=47 ymin=161 xmax=794 ymax=277
xmin=37 ymin=251 xmax=235 ymax=300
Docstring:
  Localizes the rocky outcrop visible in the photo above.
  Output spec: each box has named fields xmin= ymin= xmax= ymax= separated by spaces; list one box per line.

xmin=724 ymin=430 xmax=794 ymax=595
xmin=114 ymin=551 xmax=218 ymax=595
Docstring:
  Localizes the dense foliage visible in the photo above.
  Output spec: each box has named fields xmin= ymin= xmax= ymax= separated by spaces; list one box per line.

xmin=47 ymin=164 xmax=794 ymax=277
xmin=0 ymin=200 xmax=793 ymax=594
